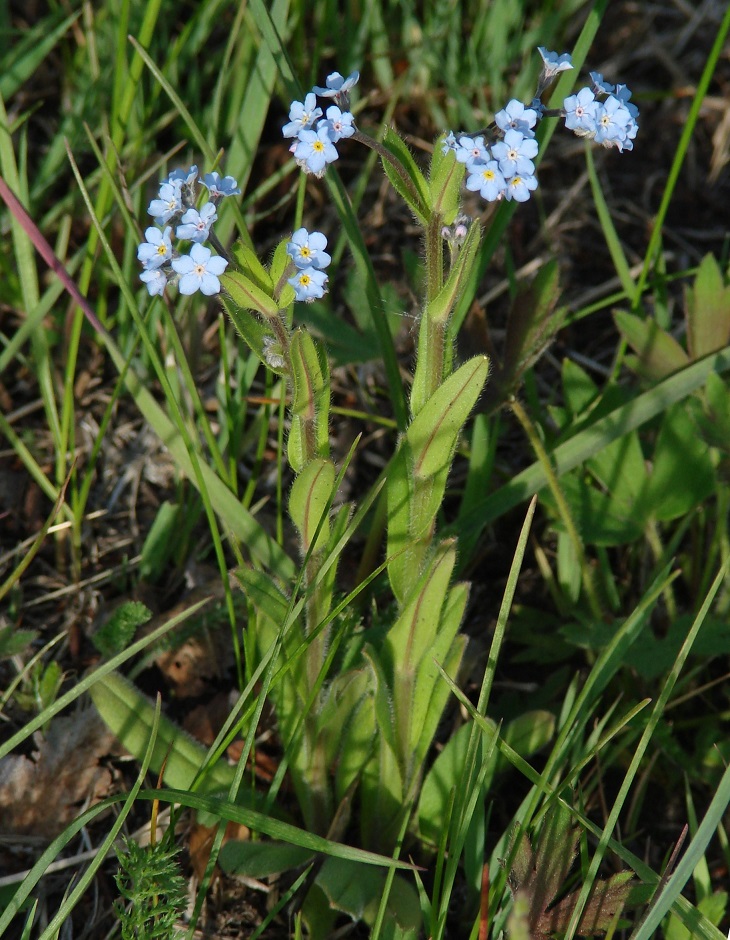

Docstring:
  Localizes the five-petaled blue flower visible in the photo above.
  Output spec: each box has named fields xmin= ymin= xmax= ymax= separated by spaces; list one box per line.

xmin=455 ymin=135 xmax=490 ymax=165
xmin=294 ymin=126 xmax=340 ymax=175
xmin=148 ymin=181 xmax=183 ymax=224
xmin=137 ymin=226 xmax=173 ymax=269
xmin=176 ymin=202 xmax=218 ymax=243
xmin=140 ymin=267 xmax=168 ymax=297
xmin=288 ymin=266 xmax=329 ymax=302
xmin=172 ymin=244 xmax=228 ymax=296
xmin=594 ymin=96 xmax=633 ymax=148
xmin=537 ymin=47 xmax=573 ymax=78
xmin=312 ymin=70 xmax=360 ymax=98
xmin=287 ymin=229 xmax=332 ymax=270
xmin=165 ymin=165 xmax=198 ymax=188
xmin=320 ymin=106 xmax=356 ymax=143
xmin=495 ymin=100 xmax=538 ymax=137
xmin=505 ymin=173 xmax=538 ymax=202
xmin=202 ymin=172 xmax=241 ymax=198
xmin=492 ymin=129 xmax=538 ymax=178
xmin=465 ymin=162 xmax=507 ymax=202
xmin=282 ymin=93 xmax=323 ymax=138
xmin=563 ymin=87 xmax=600 ymax=135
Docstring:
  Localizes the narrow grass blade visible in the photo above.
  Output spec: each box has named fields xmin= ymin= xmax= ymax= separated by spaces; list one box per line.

xmin=586 ymin=144 xmax=635 ymax=297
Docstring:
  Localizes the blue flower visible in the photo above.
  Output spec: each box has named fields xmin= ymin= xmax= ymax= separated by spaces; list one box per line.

xmin=287 ymin=228 xmax=331 ymax=270
xmin=140 ymin=267 xmax=168 ymax=297
xmin=165 ymin=165 xmax=198 ymax=188
xmin=455 ymin=135 xmax=490 ymax=166
xmin=441 ymin=132 xmax=458 ymax=154
xmin=282 ymin=93 xmax=323 ymax=138
xmin=491 ymin=129 xmax=538 ymax=178
xmin=537 ymin=47 xmax=573 ymax=79
xmin=590 ymin=72 xmax=615 ymax=94
xmin=505 ymin=173 xmax=538 ymax=202
xmin=563 ymin=87 xmax=599 ymax=135
xmin=137 ymin=226 xmax=173 ymax=269
xmin=287 ymin=266 xmax=328 ymax=302
xmin=312 ymin=70 xmax=360 ymax=98
xmin=148 ymin=181 xmax=183 ymax=224
xmin=495 ymin=100 xmax=538 ymax=137
xmin=594 ymin=96 xmax=633 ymax=149
xmin=465 ymin=161 xmax=507 ymax=202
xmin=176 ymin=202 xmax=218 ymax=243
xmin=319 ymin=106 xmax=356 ymax=143
xmin=202 ymin=172 xmax=241 ymax=198
xmin=312 ymin=70 xmax=360 ymax=110
xmin=172 ymin=244 xmax=228 ymax=296
xmin=293 ymin=126 xmax=339 ymax=176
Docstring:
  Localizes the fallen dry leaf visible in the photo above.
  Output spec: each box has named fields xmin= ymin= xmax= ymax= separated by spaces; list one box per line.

xmin=0 ymin=708 xmax=115 ymax=838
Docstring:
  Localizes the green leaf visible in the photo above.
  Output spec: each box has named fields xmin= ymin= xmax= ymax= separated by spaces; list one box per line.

xmin=418 ymin=709 xmax=555 ymax=844
xmin=221 ymin=269 xmax=280 ymax=319
xmin=269 ymin=237 xmax=293 ymax=298
xmin=685 ymin=253 xmax=730 ymax=359
xmin=429 ymin=138 xmax=464 ymax=224
xmin=315 ymin=859 xmax=421 ymax=930
xmin=642 ymin=399 xmax=716 ymax=522
xmin=380 ymin=126 xmax=430 ymax=224
xmin=231 ymin=240 xmax=274 ymax=295
xmin=408 ymin=356 xmax=489 ymax=483
xmin=388 ymin=356 xmax=488 ymax=599
xmin=234 ymin=566 xmax=290 ymax=627
xmin=92 ymin=602 xmax=152 ymax=658
xmin=0 ymin=626 xmax=38 ymax=660
xmin=219 ymin=840 xmax=315 ymax=878
xmin=288 ymin=328 xmax=330 ymax=472
xmin=427 ymin=221 xmax=481 ymax=329
xmin=289 ymin=457 xmax=336 ymax=552
xmin=139 ymin=501 xmax=180 ymax=582
xmin=613 ymin=308 xmax=689 ymax=381
xmin=410 ymin=581 xmax=469 ymax=762
xmin=88 ymin=671 xmax=238 ymax=796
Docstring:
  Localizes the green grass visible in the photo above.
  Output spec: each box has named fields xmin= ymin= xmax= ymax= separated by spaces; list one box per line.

xmin=2 ymin=0 xmax=730 ymax=938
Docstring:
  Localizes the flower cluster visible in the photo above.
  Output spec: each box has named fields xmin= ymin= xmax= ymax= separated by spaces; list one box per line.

xmin=137 ymin=166 xmax=240 ymax=296
xmin=283 ymin=71 xmax=359 ymax=176
xmin=442 ymin=47 xmax=639 ymax=208
xmin=443 ymin=100 xmax=540 ymax=204
xmin=563 ymin=73 xmax=639 ymax=151
xmin=286 ymin=228 xmax=331 ymax=302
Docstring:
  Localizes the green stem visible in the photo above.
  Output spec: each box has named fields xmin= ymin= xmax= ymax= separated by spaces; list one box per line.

xmin=510 ymin=397 xmax=603 ymax=620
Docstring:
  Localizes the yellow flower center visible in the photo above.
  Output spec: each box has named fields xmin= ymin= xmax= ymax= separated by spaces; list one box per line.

xmin=313 ymin=141 xmax=325 ymax=152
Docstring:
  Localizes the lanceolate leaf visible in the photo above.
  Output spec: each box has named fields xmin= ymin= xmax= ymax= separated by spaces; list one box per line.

xmin=429 ymin=140 xmax=464 ymax=224
xmin=613 ymin=309 xmax=688 ymax=381
xmin=380 ymin=126 xmax=431 ymax=224
xmin=221 ymin=269 xmax=280 ymax=319
xmin=89 ymin=671 xmax=237 ymax=796
xmin=685 ymin=253 xmax=730 ymax=359
xmin=289 ymin=457 xmax=336 ymax=552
